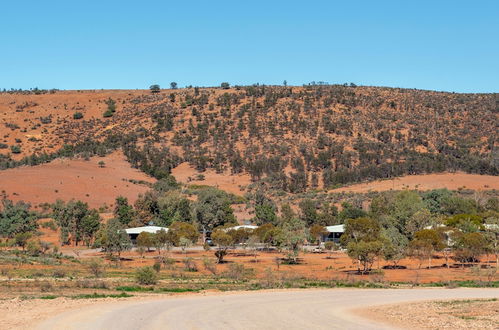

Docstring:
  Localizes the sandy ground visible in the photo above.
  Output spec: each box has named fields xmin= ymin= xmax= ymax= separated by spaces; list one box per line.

xmin=29 ymin=288 xmax=499 ymax=330
xmin=171 ymin=162 xmax=251 ymax=196
xmin=0 ymin=294 xmax=163 ymax=330
xmin=364 ymin=297 xmax=499 ymax=329
xmin=330 ymin=172 xmax=499 ymax=193
xmin=0 ymin=152 xmax=154 ymax=209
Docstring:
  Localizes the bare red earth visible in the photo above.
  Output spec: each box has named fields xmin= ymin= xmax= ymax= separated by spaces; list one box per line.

xmin=0 ymin=151 xmax=154 ymax=209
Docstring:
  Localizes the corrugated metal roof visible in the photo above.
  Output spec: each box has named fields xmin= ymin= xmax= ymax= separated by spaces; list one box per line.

xmin=325 ymin=224 xmax=344 ymax=233
xmin=124 ymin=226 xmax=169 ymax=234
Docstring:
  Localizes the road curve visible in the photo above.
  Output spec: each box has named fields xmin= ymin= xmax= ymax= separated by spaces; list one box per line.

xmin=36 ymin=288 xmax=499 ymax=330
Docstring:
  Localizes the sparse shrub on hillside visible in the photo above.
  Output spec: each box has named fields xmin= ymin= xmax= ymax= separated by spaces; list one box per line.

xmin=10 ymin=145 xmax=21 ymax=154
xmin=103 ymin=98 xmax=116 ymax=117
xmin=73 ymin=112 xmax=83 ymax=119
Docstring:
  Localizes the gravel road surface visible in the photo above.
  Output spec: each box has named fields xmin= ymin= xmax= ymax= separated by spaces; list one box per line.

xmin=36 ymin=288 xmax=499 ymax=330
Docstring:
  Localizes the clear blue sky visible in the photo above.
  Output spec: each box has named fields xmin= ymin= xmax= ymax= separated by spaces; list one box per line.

xmin=1 ymin=1 xmax=498 ymax=93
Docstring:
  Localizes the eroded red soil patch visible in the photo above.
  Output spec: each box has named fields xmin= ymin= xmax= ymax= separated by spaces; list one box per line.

xmin=0 ymin=152 xmax=154 ymax=209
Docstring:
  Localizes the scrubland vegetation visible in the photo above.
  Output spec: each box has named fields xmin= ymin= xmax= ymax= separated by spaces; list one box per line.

xmin=0 ymin=84 xmax=497 ymax=299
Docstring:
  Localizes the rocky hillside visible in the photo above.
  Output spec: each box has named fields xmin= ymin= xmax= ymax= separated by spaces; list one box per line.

xmin=1 ymin=85 xmax=498 ymax=192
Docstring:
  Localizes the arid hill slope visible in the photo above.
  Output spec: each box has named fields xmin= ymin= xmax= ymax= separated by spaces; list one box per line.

xmin=1 ymin=86 xmax=497 ymax=193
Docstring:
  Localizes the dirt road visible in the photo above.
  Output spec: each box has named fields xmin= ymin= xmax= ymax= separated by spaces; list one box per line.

xmin=36 ymin=288 xmax=499 ymax=330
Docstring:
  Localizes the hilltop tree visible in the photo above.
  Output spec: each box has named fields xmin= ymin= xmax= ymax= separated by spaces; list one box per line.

xmin=150 ymin=84 xmax=161 ymax=93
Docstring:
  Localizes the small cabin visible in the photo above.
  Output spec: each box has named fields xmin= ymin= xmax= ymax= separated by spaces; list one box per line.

xmin=322 ymin=224 xmax=344 ymax=243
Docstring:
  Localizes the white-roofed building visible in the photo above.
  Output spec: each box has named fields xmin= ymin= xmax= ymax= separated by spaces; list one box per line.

xmin=124 ymin=225 xmax=168 ymax=243
xmin=322 ymin=224 xmax=345 ymax=243
xmin=227 ymin=225 xmax=258 ymax=231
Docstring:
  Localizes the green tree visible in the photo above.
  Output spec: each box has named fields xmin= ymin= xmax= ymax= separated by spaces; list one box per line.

xmin=381 ymin=226 xmax=408 ymax=268
xmin=309 ymin=224 xmax=327 ymax=244
xmin=227 ymin=227 xmax=254 ymax=245
xmin=453 ymin=232 xmax=488 ymax=265
xmin=211 ymin=230 xmax=234 ymax=263
xmin=193 ymin=189 xmax=236 ymax=232
xmin=446 ymin=214 xmax=483 ymax=233
xmin=299 ymin=199 xmax=318 ymax=226
xmin=157 ymin=192 xmax=192 ymax=226
xmin=338 ymin=202 xmax=367 ymax=223
xmin=277 ymin=217 xmax=307 ymax=263
xmin=409 ymin=229 xmax=445 ymax=269
xmin=134 ymin=191 xmax=160 ymax=225
xmin=347 ymin=240 xmax=383 ymax=274
xmin=100 ymin=218 xmax=132 ymax=257
xmin=254 ymin=204 xmax=277 ymax=225
xmin=0 ymin=199 xmax=38 ymax=238
xmin=114 ymin=196 xmax=134 ymax=225
xmin=317 ymin=203 xmax=338 ymax=226
xmin=14 ymin=232 xmax=32 ymax=250
xmin=154 ymin=229 xmax=169 ymax=255
xmin=136 ymin=232 xmax=154 ymax=252
xmin=81 ymin=209 xmax=101 ymax=247
xmin=405 ymin=209 xmax=433 ymax=239
xmin=149 ymin=84 xmax=161 ymax=93
xmin=168 ymin=221 xmax=199 ymax=245
xmin=52 ymin=200 xmax=94 ymax=246
xmin=341 ymin=217 xmax=383 ymax=274
xmin=170 ymin=82 xmax=178 ymax=89
xmin=483 ymin=218 xmax=498 ymax=268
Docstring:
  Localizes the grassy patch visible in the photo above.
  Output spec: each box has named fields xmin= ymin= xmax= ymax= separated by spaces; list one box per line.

xmin=115 ymin=286 xmax=200 ymax=293
xmin=71 ymin=292 xmax=132 ymax=299
xmin=424 ymin=280 xmax=499 ymax=288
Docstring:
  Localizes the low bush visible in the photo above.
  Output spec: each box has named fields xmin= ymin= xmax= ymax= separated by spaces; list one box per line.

xmin=73 ymin=112 xmax=83 ymax=119
xmin=135 ymin=266 xmax=158 ymax=285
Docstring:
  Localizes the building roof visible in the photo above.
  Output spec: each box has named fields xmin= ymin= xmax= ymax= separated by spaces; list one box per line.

xmin=325 ymin=224 xmax=345 ymax=233
xmin=124 ymin=226 xmax=169 ymax=235
xmin=225 ymin=225 xmax=259 ymax=231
